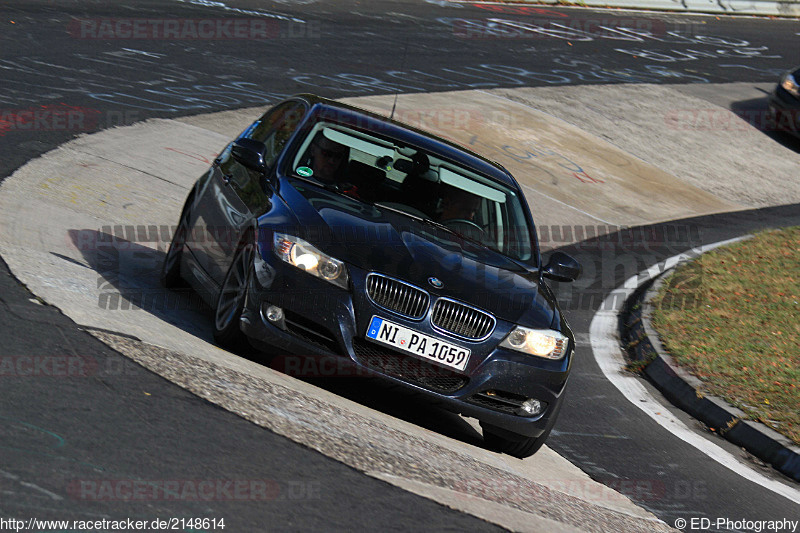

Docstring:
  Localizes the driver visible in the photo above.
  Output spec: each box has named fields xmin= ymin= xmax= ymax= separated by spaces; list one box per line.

xmin=304 ymin=131 xmax=369 ymax=200
xmin=308 ymin=132 xmax=349 ymax=184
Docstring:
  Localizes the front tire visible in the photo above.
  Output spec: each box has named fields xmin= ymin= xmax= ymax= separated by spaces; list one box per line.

xmin=481 ymin=397 xmax=563 ymax=458
xmin=482 ymin=425 xmax=551 ymax=459
xmin=213 ymin=236 xmax=254 ymax=350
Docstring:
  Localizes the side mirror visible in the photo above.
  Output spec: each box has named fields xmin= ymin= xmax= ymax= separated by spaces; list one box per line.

xmin=542 ymin=251 xmax=581 ymax=282
xmin=231 ymin=138 xmax=267 ymax=172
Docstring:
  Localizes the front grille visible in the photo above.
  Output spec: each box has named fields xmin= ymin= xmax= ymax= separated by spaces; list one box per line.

xmin=351 ymin=338 xmax=468 ymax=394
xmin=366 ymin=273 xmax=429 ymax=320
xmin=431 ymin=298 xmax=495 ymax=340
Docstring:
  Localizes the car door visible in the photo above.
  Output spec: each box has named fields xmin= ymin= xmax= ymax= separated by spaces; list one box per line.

xmin=197 ymin=99 xmax=309 ymax=286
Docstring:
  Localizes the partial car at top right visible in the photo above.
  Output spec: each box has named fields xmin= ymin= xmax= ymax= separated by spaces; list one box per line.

xmin=768 ymin=66 xmax=800 ymax=137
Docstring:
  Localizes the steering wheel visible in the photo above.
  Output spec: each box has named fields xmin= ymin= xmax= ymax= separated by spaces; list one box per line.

xmin=442 ymin=218 xmax=485 ymax=235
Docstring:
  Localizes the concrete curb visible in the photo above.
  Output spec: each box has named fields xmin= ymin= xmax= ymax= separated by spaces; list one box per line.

xmin=469 ymin=0 xmax=800 ymax=18
xmin=620 ymin=270 xmax=800 ymax=483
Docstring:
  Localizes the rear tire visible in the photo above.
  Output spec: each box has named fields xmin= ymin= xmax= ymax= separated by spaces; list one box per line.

xmin=161 ymin=200 xmax=192 ymax=289
xmin=213 ymin=235 xmax=254 ymax=351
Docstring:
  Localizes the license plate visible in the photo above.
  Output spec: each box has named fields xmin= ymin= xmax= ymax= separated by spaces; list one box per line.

xmin=365 ymin=316 xmax=470 ymax=372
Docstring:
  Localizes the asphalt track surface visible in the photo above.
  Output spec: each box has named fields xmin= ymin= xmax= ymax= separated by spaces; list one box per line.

xmin=0 ymin=256 xmax=513 ymax=531
xmin=1 ymin=0 xmax=800 ymax=531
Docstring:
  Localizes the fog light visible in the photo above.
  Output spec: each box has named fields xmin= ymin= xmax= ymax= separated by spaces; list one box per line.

xmin=261 ymin=304 xmax=286 ymax=331
xmin=516 ymin=398 xmax=545 ymax=417
xmin=265 ymin=305 xmax=284 ymax=323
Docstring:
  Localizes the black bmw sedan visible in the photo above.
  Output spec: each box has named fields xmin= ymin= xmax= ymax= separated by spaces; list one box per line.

xmin=162 ymin=94 xmax=581 ymax=457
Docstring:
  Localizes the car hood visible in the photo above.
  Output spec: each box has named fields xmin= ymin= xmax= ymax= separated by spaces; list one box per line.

xmin=279 ymin=183 xmax=555 ymax=327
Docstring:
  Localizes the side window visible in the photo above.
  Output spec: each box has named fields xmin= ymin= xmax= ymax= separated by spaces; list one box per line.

xmin=245 ymin=101 xmax=307 ymax=169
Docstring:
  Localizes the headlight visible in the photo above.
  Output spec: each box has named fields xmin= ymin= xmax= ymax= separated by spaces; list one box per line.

xmin=273 ymin=233 xmax=349 ymax=289
xmin=781 ymin=73 xmax=800 ymax=97
xmin=499 ymin=327 xmax=569 ymax=359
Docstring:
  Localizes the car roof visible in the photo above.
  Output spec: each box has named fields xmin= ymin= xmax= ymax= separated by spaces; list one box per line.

xmin=290 ymin=94 xmax=519 ymax=189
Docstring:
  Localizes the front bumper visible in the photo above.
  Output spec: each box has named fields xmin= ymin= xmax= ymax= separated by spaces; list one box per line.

xmin=241 ymin=248 xmax=572 ymax=438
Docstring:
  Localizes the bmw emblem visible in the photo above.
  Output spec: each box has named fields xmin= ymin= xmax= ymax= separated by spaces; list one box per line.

xmin=428 ymin=277 xmax=443 ymax=289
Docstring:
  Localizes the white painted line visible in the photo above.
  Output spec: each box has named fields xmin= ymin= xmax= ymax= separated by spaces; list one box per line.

xmin=18 ymin=481 xmax=64 ymax=501
xmin=1 ymin=469 xmax=64 ymax=501
xmin=120 ymin=48 xmax=165 ymax=58
xmin=171 ymin=0 xmax=306 ymax=23
xmin=590 ymin=237 xmax=800 ymax=505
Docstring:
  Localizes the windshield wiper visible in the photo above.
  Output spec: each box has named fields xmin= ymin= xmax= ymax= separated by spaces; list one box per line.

xmin=373 ymin=201 xmax=423 ymax=220
xmin=374 ymin=202 xmax=490 ymax=248
xmin=294 ymin=175 xmax=363 ymax=201
xmin=374 ymin=202 xmax=536 ymax=270
xmin=430 ymin=221 xmax=489 ymax=248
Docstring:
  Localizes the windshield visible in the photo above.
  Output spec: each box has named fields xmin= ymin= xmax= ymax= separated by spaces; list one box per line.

xmin=287 ymin=120 xmax=534 ymax=262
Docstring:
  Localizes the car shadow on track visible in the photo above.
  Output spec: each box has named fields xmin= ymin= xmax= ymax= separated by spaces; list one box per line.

xmin=302 ymin=376 xmax=485 ymax=447
xmin=67 ymin=228 xmax=486 ymax=451
xmin=68 ymin=228 xmax=213 ymax=340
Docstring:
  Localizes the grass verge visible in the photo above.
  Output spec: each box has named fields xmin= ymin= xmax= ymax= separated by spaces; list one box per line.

xmin=650 ymin=226 xmax=799 ymax=445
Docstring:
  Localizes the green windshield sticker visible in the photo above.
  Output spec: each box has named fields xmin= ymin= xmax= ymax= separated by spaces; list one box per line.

xmin=296 ymin=166 xmax=313 ymax=177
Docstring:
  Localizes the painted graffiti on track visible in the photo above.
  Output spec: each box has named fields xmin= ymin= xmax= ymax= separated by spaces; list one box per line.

xmin=1 ymin=18 xmax=783 ymax=115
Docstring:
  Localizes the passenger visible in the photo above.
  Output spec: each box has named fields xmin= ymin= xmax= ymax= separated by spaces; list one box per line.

xmin=438 ymin=186 xmax=481 ymax=222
